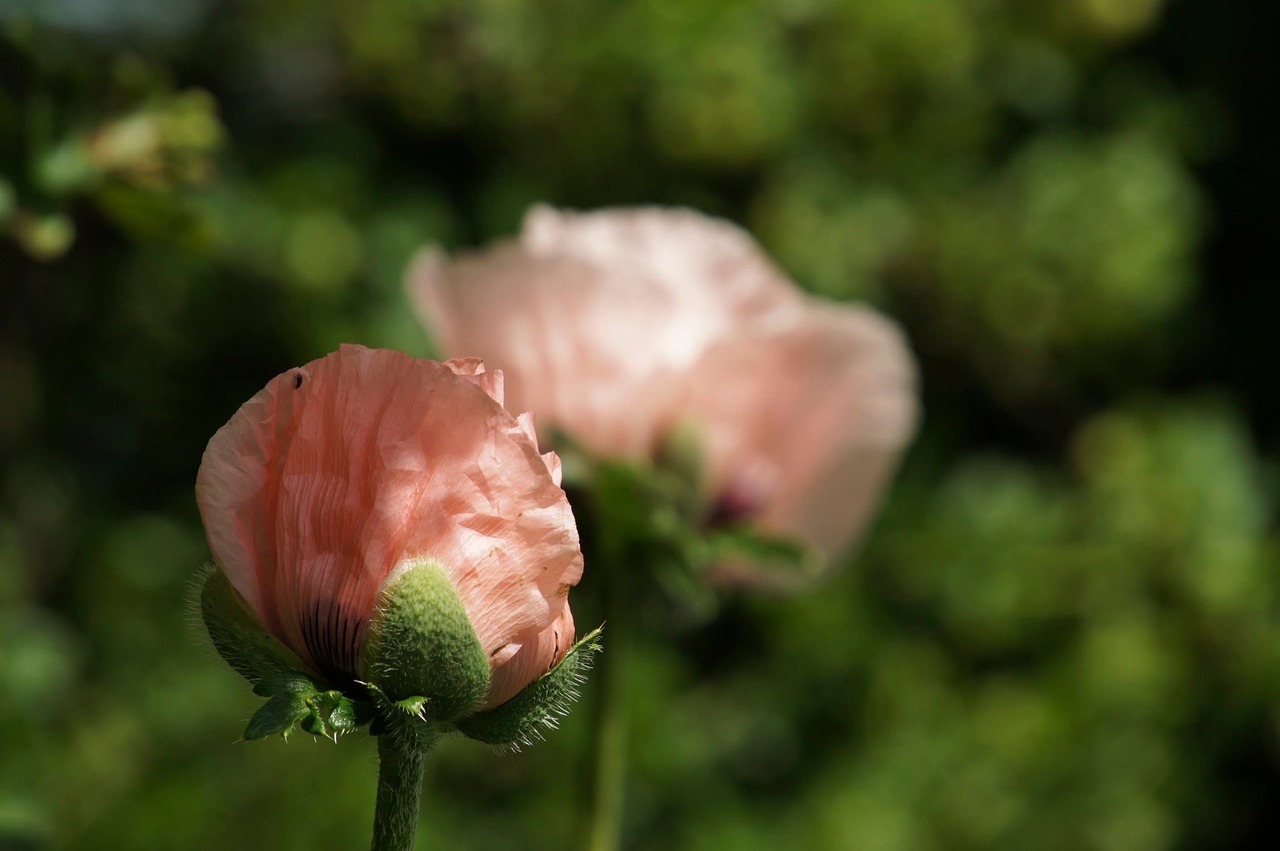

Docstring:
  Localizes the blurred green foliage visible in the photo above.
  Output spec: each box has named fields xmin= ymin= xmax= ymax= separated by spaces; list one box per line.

xmin=1 ymin=1 xmax=1276 ymax=850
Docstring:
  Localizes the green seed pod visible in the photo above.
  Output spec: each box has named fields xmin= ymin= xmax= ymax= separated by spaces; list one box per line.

xmin=359 ymin=559 xmax=491 ymax=724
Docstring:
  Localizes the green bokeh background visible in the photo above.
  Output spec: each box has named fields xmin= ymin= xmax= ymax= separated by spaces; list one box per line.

xmin=1 ymin=1 xmax=1277 ymax=849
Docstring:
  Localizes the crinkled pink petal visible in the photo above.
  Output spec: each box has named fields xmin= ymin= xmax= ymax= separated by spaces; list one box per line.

xmin=484 ymin=604 xmax=576 ymax=709
xmin=678 ymin=304 xmax=919 ymax=583
xmin=541 ymin=451 xmax=563 ymax=487
xmin=515 ymin=411 xmax=537 ymax=444
xmin=445 ymin=357 xmax=504 ymax=406
xmin=195 ymin=344 xmax=582 ymax=680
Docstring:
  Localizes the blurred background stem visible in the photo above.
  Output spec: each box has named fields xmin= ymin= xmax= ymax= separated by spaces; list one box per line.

xmin=581 ymin=484 xmax=631 ymax=851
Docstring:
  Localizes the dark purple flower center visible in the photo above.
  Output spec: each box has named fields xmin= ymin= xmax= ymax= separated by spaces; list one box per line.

xmin=707 ymin=483 xmax=764 ymax=528
xmin=301 ymin=601 xmax=366 ymax=690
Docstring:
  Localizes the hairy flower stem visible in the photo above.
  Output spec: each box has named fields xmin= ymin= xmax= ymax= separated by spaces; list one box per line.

xmin=582 ymin=517 xmax=630 ymax=851
xmin=371 ymin=718 xmax=439 ymax=851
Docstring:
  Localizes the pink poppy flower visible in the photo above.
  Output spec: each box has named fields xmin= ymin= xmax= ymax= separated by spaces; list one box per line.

xmin=194 ymin=344 xmax=582 ymax=708
xmin=408 ymin=206 xmax=918 ymax=582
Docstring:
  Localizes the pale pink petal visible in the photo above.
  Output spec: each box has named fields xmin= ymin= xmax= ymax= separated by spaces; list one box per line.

xmin=196 ymin=365 xmax=308 ymax=635
xmin=442 ymin=356 xmax=486 ymax=377
xmin=541 ymin=450 xmax=563 ymax=487
xmin=409 ymin=248 xmax=457 ymax=355
xmin=444 ymin=357 xmax=504 ymax=406
xmin=407 ymin=207 xmax=804 ymax=460
xmin=484 ymin=604 xmax=576 ymax=708
xmin=515 ymin=411 xmax=538 ymax=444
xmin=517 ymin=411 xmax=564 ymax=483
xmin=195 ymin=344 xmax=582 ymax=679
xmin=521 ymin=205 xmax=802 ymax=326
xmin=679 ymin=304 xmax=919 ymax=583
xmin=408 ymin=243 xmax=679 ymax=458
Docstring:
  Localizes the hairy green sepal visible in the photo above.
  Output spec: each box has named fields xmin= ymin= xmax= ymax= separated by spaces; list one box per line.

xmin=359 ymin=559 xmax=491 ymax=723
xmin=455 ymin=627 xmax=603 ymax=749
xmin=200 ymin=566 xmax=310 ymax=685
xmin=200 ymin=567 xmax=371 ymax=740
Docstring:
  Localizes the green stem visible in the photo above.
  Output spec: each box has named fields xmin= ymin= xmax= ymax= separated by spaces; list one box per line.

xmin=583 ymin=626 xmax=627 ymax=851
xmin=582 ymin=523 xmax=629 ymax=851
xmin=371 ymin=719 xmax=438 ymax=851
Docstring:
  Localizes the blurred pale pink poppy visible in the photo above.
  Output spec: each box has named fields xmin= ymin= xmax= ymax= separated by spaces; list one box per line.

xmin=409 ymin=206 xmax=919 ymax=582
xmin=195 ymin=344 xmax=582 ymax=707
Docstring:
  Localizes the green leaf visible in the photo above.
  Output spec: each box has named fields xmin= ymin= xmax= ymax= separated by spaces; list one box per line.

xmin=300 ymin=691 xmax=362 ymax=738
xmin=708 ymin=526 xmax=822 ymax=585
xmin=245 ymin=689 xmax=310 ymax=741
xmin=244 ymin=671 xmax=372 ymax=741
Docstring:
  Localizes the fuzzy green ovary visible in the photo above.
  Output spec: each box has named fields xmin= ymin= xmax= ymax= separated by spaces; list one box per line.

xmin=359 ymin=559 xmax=491 ymax=723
